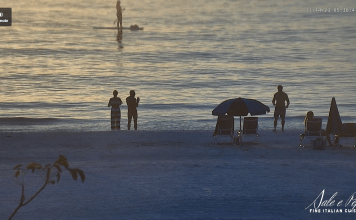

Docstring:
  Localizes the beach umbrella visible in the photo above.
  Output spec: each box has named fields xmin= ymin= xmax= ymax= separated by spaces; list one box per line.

xmin=326 ymin=97 xmax=343 ymax=134
xmin=212 ymin=97 xmax=270 ymax=130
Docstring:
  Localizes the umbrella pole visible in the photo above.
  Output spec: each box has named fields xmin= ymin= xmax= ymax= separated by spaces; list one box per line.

xmin=240 ymin=116 xmax=242 ymax=131
xmin=237 ymin=116 xmax=242 ymax=146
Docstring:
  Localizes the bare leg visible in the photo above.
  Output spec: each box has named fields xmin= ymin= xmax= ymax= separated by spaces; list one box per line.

xmin=128 ymin=114 xmax=132 ymax=130
xmin=281 ymin=118 xmax=285 ymax=131
xmin=111 ymin=111 xmax=116 ymax=130
xmin=273 ymin=119 xmax=277 ymax=131
xmin=116 ymin=115 xmax=121 ymax=130
xmin=133 ymin=114 xmax=138 ymax=130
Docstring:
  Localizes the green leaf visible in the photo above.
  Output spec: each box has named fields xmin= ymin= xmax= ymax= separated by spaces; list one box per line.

xmin=15 ymin=170 xmax=21 ymax=177
xmin=26 ymin=163 xmax=34 ymax=170
xmin=53 ymin=164 xmax=62 ymax=173
xmin=26 ymin=163 xmax=36 ymax=173
xmin=69 ymin=168 xmax=78 ymax=181
xmin=26 ymin=162 xmax=42 ymax=172
xmin=55 ymin=155 xmax=69 ymax=168
xmin=13 ymin=164 xmax=22 ymax=170
xmin=77 ymin=169 xmax=85 ymax=183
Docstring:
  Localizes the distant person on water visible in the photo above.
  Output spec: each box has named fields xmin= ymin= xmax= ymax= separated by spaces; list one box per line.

xmin=126 ymin=90 xmax=140 ymax=130
xmin=115 ymin=0 xmax=125 ymax=30
xmin=108 ymin=90 xmax=123 ymax=130
xmin=272 ymin=85 xmax=290 ymax=132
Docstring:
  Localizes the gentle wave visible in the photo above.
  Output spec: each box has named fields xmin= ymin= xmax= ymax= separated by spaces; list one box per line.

xmin=1 ymin=0 xmax=355 ymax=132
xmin=0 ymin=117 xmax=60 ymax=125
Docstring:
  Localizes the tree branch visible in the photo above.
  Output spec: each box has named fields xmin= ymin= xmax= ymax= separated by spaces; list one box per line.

xmin=8 ymin=170 xmax=49 ymax=220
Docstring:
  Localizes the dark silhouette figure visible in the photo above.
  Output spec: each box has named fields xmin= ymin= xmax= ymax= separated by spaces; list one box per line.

xmin=108 ymin=90 xmax=122 ymax=130
xmin=272 ymin=85 xmax=290 ymax=131
xmin=126 ymin=90 xmax=139 ymax=130
xmin=115 ymin=1 xmax=124 ymax=30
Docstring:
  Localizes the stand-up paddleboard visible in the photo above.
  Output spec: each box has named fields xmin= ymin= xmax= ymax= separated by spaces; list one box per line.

xmin=93 ymin=25 xmax=144 ymax=30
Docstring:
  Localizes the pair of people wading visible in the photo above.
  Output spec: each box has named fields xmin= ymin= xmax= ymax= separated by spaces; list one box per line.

xmin=108 ymin=90 xmax=139 ymax=130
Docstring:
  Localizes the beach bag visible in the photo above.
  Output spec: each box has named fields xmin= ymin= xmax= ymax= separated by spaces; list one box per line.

xmin=312 ymin=137 xmax=325 ymax=150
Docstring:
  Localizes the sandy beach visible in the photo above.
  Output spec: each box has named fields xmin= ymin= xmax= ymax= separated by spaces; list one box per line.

xmin=1 ymin=130 xmax=356 ymax=219
xmin=2 ymin=0 xmax=356 ymax=219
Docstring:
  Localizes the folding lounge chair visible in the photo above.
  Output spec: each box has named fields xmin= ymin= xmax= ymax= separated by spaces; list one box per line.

xmin=239 ymin=117 xmax=259 ymax=144
xmin=334 ymin=123 xmax=356 ymax=148
xmin=299 ymin=118 xmax=323 ymax=147
xmin=213 ymin=115 xmax=235 ymax=144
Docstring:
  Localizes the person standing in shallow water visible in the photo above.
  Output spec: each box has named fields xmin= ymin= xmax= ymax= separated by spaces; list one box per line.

xmin=108 ymin=90 xmax=123 ymax=130
xmin=126 ymin=90 xmax=140 ymax=130
xmin=272 ymin=85 xmax=290 ymax=132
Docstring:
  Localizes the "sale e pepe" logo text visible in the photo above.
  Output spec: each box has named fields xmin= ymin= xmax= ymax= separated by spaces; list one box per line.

xmin=306 ymin=189 xmax=356 ymax=214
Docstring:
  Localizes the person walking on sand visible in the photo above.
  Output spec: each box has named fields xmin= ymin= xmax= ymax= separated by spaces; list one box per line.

xmin=108 ymin=90 xmax=123 ymax=130
xmin=272 ymin=85 xmax=290 ymax=132
xmin=126 ymin=90 xmax=140 ymax=130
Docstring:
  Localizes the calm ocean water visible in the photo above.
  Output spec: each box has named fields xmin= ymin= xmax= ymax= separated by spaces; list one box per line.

xmin=1 ymin=0 xmax=355 ymax=132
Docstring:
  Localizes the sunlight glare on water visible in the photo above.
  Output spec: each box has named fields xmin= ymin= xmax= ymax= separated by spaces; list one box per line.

xmin=0 ymin=0 xmax=355 ymax=131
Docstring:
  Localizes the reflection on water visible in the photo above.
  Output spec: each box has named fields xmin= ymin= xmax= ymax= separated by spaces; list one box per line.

xmin=1 ymin=0 xmax=356 ymax=131
xmin=117 ymin=28 xmax=123 ymax=48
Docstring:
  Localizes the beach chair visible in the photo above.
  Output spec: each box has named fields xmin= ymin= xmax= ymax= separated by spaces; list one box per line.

xmin=213 ymin=115 xmax=235 ymax=144
xmin=299 ymin=118 xmax=323 ymax=148
xmin=239 ymin=117 xmax=259 ymax=144
xmin=334 ymin=123 xmax=356 ymax=148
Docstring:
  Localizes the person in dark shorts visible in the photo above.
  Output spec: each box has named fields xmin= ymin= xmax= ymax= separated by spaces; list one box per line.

xmin=108 ymin=90 xmax=123 ymax=130
xmin=272 ymin=85 xmax=290 ymax=131
xmin=126 ymin=90 xmax=140 ymax=130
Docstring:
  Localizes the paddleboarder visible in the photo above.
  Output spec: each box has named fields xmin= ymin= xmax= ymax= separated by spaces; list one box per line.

xmin=115 ymin=1 xmax=125 ymax=30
